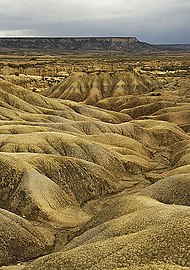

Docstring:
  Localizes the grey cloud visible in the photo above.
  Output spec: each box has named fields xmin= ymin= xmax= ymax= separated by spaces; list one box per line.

xmin=0 ymin=0 xmax=190 ymax=43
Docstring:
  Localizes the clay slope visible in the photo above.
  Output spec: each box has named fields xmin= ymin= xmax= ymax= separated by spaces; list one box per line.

xmin=25 ymin=195 xmax=190 ymax=270
xmin=0 ymin=209 xmax=52 ymax=266
xmin=0 ymin=75 xmax=190 ymax=269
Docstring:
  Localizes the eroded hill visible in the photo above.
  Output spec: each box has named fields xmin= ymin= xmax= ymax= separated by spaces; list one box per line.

xmin=0 ymin=58 xmax=190 ymax=270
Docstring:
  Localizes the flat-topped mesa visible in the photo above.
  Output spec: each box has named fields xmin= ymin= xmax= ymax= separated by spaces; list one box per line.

xmin=0 ymin=37 xmax=155 ymax=53
xmin=101 ymin=37 xmax=138 ymax=43
xmin=78 ymin=37 xmax=138 ymax=42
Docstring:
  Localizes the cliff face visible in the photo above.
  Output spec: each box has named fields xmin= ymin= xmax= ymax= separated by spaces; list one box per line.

xmin=0 ymin=37 xmax=156 ymax=53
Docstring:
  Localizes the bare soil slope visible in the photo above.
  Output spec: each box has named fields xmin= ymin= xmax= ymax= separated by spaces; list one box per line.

xmin=0 ymin=71 xmax=190 ymax=269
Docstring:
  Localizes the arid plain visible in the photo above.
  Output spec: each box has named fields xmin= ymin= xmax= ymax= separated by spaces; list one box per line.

xmin=0 ymin=48 xmax=190 ymax=270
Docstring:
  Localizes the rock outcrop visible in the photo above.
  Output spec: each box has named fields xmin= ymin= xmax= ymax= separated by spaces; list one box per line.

xmin=0 ymin=37 xmax=157 ymax=53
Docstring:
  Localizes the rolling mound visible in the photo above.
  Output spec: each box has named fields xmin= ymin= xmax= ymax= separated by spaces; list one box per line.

xmin=140 ymin=174 xmax=190 ymax=205
xmin=0 ymin=70 xmax=190 ymax=269
xmin=0 ymin=209 xmax=52 ymax=266
xmin=23 ymin=194 xmax=190 ymax=269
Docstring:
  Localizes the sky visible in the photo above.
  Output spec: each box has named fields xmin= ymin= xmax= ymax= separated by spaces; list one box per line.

xmin=0 ymin=0 xmax=190 ymax=44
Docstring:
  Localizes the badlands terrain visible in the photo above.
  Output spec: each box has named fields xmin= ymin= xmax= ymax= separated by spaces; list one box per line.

xmin=0 ymin=49 xmax=190 ymax=270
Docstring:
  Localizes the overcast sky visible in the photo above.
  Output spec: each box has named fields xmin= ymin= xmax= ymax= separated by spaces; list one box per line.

xmin=0 ymin=0 xmax=189 ymax=43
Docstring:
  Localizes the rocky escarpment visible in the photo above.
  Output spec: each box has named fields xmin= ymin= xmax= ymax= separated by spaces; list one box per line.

xmin=0 ymin=37 xmax=157 ymax=53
